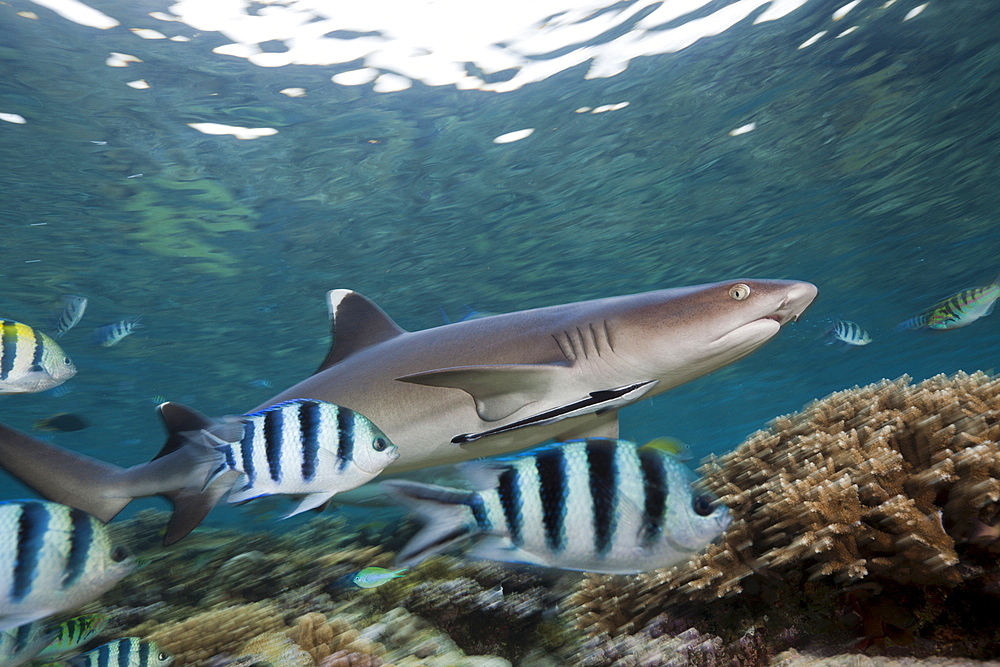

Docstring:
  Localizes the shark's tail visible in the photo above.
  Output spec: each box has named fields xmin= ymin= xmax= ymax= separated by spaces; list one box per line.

xmin=0 ymin=403 xmax=242 ymax=545
xmin=380 ymin=480 xmax=480 ymax=566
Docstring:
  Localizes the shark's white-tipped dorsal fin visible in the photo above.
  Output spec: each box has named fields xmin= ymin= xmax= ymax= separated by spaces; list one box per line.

xmin=315 ymin=289 xmax=407 ymax=374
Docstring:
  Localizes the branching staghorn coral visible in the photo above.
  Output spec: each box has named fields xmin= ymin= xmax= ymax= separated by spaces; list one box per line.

xmin=570 ymin=372 xmax=1000 ymax=638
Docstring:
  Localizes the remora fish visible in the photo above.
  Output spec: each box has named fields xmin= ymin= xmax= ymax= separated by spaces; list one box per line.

xmin=0 ymin=320 xmax=77 ymax=394
xmin=383 ymin=438 xmax=731 ymax=573
xmin=0 ymin=279 xmax=815 ymax=541
xmin=0 ymin=501 xmax=135 ymax=631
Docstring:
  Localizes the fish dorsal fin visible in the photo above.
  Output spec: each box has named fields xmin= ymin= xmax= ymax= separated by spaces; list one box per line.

xmin=154 ymin=402 xmax=233 ymax=460
xmin=397 ymin=363 xmax=567 ymax=422
xmin=315 ymin=289 xmax=407 ymax=374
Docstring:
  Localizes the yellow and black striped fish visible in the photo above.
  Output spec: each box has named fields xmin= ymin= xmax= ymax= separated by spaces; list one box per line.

xmin=0 ymin=501 xmax=135 ymax=631
xmin=35 ymin=613 xmax=109 ymax=660
xmin=898 ymin=275 xmax=1000 ymax=331
xmin=0 ymin=320 xmax=77 ymax=394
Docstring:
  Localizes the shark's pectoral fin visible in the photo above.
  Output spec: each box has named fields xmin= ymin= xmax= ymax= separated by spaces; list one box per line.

xmin=396 ymin=363 xmax=569 ymax=422
xmin=315 ymin=290 xmax=407 ymax=373
xmin=451 ymin=380 xmax=657 ymax=444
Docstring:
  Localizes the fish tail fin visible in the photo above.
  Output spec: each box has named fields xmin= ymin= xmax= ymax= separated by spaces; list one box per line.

xmin=0 ymin=402 xmax=242 ymax=544
xmin=0 ymin=421 xmax=133 ymax=522
xmin=381 ymin=480 xmax=480 ymax=566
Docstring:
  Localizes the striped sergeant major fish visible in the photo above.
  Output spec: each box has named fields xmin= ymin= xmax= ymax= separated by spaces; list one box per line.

xmin=61 ymin=637 xmax=173 ymax=667
xmin=0 ymin=501 xmax=135 ymax=631
xmin=0 ymin=321 xmax=77 ymax=394
xmin=826 ymin=319 xmax=872 ymax=346
xmin=897 ymin=274 xmax=1000 ymax=331
xmin=53 ymin=296 xmax=88 ymax=339
xmin=0 ymin=400 xmax=398 ymax=547
xmin=0 ymin=621 xmax=54 ymax=667
xmin=383 ymin=438 xmax=731 ymax=574
xmin=35 ymin=613 xmax=110 ymax=661
xmin=92 ymin=316 xmax=141 ymax=347
xmin=201 ymin=399 xmax=400 ymax=518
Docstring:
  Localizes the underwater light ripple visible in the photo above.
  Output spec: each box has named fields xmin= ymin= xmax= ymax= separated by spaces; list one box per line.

xmin=159 ymin=0 xmax=816 ymax=92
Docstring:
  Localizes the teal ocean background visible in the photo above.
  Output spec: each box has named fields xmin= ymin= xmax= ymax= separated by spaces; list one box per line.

xmin=4 ymin=1 xmax=1000 ymax=664
xmin=0 ymin=0 xmax=997 ymax=532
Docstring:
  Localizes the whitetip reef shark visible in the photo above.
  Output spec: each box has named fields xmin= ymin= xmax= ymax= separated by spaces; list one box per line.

xmin=0 ymin=278 xmax=816 ymax=543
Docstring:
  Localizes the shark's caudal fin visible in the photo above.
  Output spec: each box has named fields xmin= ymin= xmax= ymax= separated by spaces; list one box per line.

xmin=0 ymin=402 xmax=240 ymax=545
xmin=314 ymin=289 xmax=407 ymax=374
xmin=381 ymin=480 xmax=479 ymax=566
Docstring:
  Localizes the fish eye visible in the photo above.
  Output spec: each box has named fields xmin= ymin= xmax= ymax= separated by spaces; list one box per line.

xmin=110 ymin=545 xmax=130 ymax=562
xmin=728 ymin=284 xmax=751 ymax=301
xmin=158 ymin=653 xmax=170 ymax=661
xmin=63 ymin=357 xmax=72 ymax=366
xmin=692 ymin=494 xmax=716 ymax=516
xmin=373 ymin=437 xmax=389 ymax=452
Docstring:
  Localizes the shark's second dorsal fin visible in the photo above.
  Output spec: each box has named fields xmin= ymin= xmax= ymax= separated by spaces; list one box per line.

xmin=315 ymin=289 xmax=407 ymax=374
xmin=154 ymin=402 xmax=220 ymax=460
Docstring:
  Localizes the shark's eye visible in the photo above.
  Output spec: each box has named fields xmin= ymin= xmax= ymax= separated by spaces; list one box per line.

xmin=728 ymin=284 xmax=751 ymax=301
xmin=692 ymin=494 xmax=716 ymax=516
xmin=373 ymin=437 xmax=389 ymax=452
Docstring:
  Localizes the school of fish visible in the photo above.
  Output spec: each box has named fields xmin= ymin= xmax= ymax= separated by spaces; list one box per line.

xmin=15 ymin=270 xmax=1000 ymax=660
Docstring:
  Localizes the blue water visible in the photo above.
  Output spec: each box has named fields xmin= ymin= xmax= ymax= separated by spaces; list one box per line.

xmin=1 ymin=0 xmax=999 ymax=660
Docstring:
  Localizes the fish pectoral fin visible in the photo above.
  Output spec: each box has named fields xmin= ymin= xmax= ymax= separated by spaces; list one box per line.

xmin=283 ymin=492 xmax=337 ymax=519
xmin=396 ymin=363 xmax=568 ymax=422
xmin=468 ymin=537 xmax=548 ymax=567
xmin=451 ymin=380 xmax=655 ymax=444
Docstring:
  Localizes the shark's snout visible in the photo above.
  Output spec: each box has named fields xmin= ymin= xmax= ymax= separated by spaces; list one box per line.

xmin=770 ymin=281 xmax=819 ymax=325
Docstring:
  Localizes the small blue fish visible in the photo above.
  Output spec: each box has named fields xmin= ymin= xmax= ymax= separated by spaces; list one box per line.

xmin=827 ymin=320 xmax=872 ymax=346
xmin=53 ymin=295 xmax=88 ymax=339
xmin=92 ymin=316 xmax=141 ymax=347
xmin=350 ymin=566 xmax=408 ymax=589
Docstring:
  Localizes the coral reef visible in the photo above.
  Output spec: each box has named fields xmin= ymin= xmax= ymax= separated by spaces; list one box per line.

xmin=237 ymin=630 xmax=316 ymax=666
xmin=568 ymin=372 xmax=1000 ymax=660
xmin=288 ymin=612 xmax=385 ymax=663
xmin=126 ymin=602 xmax=286 ymax=666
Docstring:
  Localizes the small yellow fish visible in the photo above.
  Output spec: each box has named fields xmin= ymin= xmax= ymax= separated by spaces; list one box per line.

xmin=640 ymin=436 xmax=689 ymax=458
xmin=0 ymin=320 xmax=76 ymax=394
